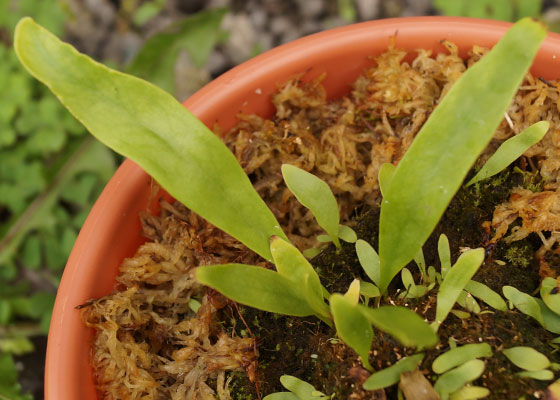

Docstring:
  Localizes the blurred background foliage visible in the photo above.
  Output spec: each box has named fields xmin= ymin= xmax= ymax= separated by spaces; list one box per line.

xmin=0 ymin=0 xmax=556 ymax=398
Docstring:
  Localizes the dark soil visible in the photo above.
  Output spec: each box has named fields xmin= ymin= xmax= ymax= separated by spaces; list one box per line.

xmin=223 ymin=164 xmax=558 ymax=399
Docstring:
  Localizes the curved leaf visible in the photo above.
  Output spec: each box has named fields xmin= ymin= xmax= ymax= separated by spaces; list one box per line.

xmin=263 ymin=393 xmax=299 ymax=400
xmin=363 ymin=353 xmax=425 ymax=391
xmin=464 ymin=280 xmax=507 ymax=311
xmin=355 ymin=240 xmax=380 ymax=286
xmin=467 ymin=121 xmax=549 ymax=186
xmin=449 ymin=386 xmax=490 ymax=400
xmin=541 ymin=277 xmax=560 ymax=315
xmin=330 ymin=294 xmax=373 ymax=371
xmin=516 ymin=369 xmax=554 ymax=380
xmin=378 ymin=162 xmax=395 ymax=197
xmin=14 ymin=17 xmax=286 ymax=261
xmin=432 ymin=343 xmax=492 ymax=374
xmin=378 ymin=19 xmax=546 ymax=292
xmin=282 ymin=164 xmax=340 ymax=248
xmin=361 ymin=305 xmax=438 ymax=349
xmin=195 ymin=264 xmax=313 ymax=316
xmin=435 ymin=249 xmax=484 ymax=329
xmin=503 ymin=346 xmax=550 ymax=371
xmin=503 ymin=286 xmax=544 ymax=325
xmin=279 ymin=375 xmax=329 ymax=400
xmin=434 ymin=360 xmax=485 ymax=398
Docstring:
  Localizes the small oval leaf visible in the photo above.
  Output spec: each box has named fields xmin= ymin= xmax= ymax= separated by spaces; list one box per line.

xmin=503 ymin=346 xmax=550 ymax=371
xmin=449 ymin=386 xmax=490 ymax=400
xmin=355 ymin=240 xmax=380 ymax=286
xmin=541 ymin=278 xmax=560 ymax=315
xmin=339 ymin=225 xmax=357 ymax=243
xmin=378 ymin=162 xmax=395 ymax=197
xmin=438 ymin=234 xmax=451 ymax=278
xmin=363 ymin=353 xmax=425 ymax=391
xmin=432 ymin=343 xmax=493 ymax=374
xmin=464 ymin=280 xmax=507 ymax=311
xmin=503 ymin=286 xmax=544 ymax=325
xmin=434 ymin=360 xmax=486 ymax=398
xmin=516 ymin=369 xmax=554 ymax=380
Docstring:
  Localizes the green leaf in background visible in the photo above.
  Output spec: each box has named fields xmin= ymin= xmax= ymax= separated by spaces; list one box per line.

xmin=279 ymin=375 xmax=330 ymax=400
xmin=536 ymin=298 xmax=560 ymax=334
xmin=378 ymin=163 xmax=395 ymax=198
xmin=355 ymin=239 xmax=380 ymax=286
xmin=263 ymin=393 xmax=299 ymax=400
xmin=330 ymin=294 xmax=373 ymax=371
xmin=363 ymin=353 xmax=424 ymax=391
xmin=449 ymin=386 xmax=490 ymax=400
xmin=464 ymin=280 xmax=507 ymax=311
xmin=516 ymin=369 xmax=554 ymax=380
xmin=503 ymin=285 xmax=544 ymax=325
xmin=434 ymin=359 xmax=486 ymax=400
xmin=361 ymin=306 xmax=438 ymax=349
xmin=467 ymin=121 xmax=549 ymax=186
xmin=282 ymin=164 xmax=341 ymax=249
xmin=195 ymin=264 xmax=313 ymax=316
xmin=377 ymin=19 xmax=546 ymax=293
xmin=432 ymin=343 xmax=492 ymax=374
xmin=0 ymin=352 xmax=32 ymax=400
xmin=541 ymin=278 xmax=560 ymax=315
xmin=127 ymin=8 xmax=227 ymax=94
xmin=338 ymin=225 xmax=357 ymax=243
xmin=15 ymin=17 xmax=287 ymax=262
xmin=434 ymin=249 xmax=484 ymax=329
xmin=438 ymin=234 xmax=451 ymax=278
xmin=503 ymin=346 xmax=551 ymax=371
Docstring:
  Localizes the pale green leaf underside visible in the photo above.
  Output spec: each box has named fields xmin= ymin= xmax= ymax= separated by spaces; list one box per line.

xmin=362 ymin=353 xmax=424 ymax=391
xmin=434 ymin=359 xmax=485 ymax=397
xmin=467 ymin=121 xmax=549 ymax=186
xmin=14 ymin=17 xmax=286 ymax=261
xmin=330 ymin=294 xmax=373 ymax=371
xmin=435 ymin=249 xmax=484 ymax=328
xmin=378 ymin=162 xmax=395 ymax=197
xmin=360 ymin=305 xmax=438 ymax=349
xmin=432 ymin=343 xmax=492 ymax=374
xmin=195 ymin=264 xmax=313 ymax=316
xmin=516 ymin=369 xmax=554 ymax=380
xmin=282 ymin=164 xmax=340 ymax=248
xmin=378 ymin=18 xmax=546 ymax=292
xmin=502 ymin=346 xmax=550 ymax=371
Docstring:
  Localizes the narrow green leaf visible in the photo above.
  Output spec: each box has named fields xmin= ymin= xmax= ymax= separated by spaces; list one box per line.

xmin=434 ymin=360 xmax=486 ymax=398
xmin=503 ymin=346 xmax=550 ymax=371
xmin=280 ymin=375 xmax=328 ymax=400
xmin=464 ymin=280 xmax=507 ymax=311
xmin=432 ymin=343 xmax=493 ymax=374
xmin=361 ymin=306 xmax=438 ymax=349
xmin=537 ymin=298 xmax=560 ymax=334
xmin=467 ymin=121 xmax=549 ymax=186
xmin=195 ymin=264 xmax=313 ymax=316
xmin=363 ymin=353 xmax=425 ymax=391
xmin=516 ymin=369 xmax=554 ymax=380
xmin=270 ymin=237 xmax=329 ymax=320
xmin=438 ymin=234 xmax=451 ymax=277
xmin=413 ymin=247 xmax=427 ymax=279
xmin=344 ymin=279 xmax=361 ymax=305
xmin=338 ymin=225 xmax=357 ymax=243
xmin=449 ymin=386 xmax=490 ymax=400
xmin=435 ymin=249 xmax=484 ymax=328
xmin=541 ymin=278 xmax=560 ymax=315
xmin=400 ymin=268 xmax=428 ymax=299
xmin=377 ymin=19 xmax=546 ymax=293
xmin=355 ymin=239 xmax=380 ymax=286
xmin=282 ymin=164 xmax=341 ymax=248
xmin=359 ymin=280 xmax=381 ymax=299
xmin=330 ymin=294 xmax=373 ymax=371
xmin=378 ymin=162 xmax=395 ymax=198
xmin=503 ymin=286 xmax=544 ymax=325
xmin=14 ymin=17 xmax=286 ymax=262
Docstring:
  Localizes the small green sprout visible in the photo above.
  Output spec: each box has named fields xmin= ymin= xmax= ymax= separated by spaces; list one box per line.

xmin=541 ymin=277 xmax=560 ymax=315
xmin=438 ymin=234 xmax=452 ymax=278
xmin=433 ymin=249 xmax=485 ymax=330
xmin=362 ymin=353 xmax=424 ymax=391
xmin=355 ymin=239 xmax=380 ymax=287
xmin=456 ymin=290 xmax=481 ymax=314
xmin=413 ymin=247 xmax=428 ymax=281
xmin=434 ymin=359 xmax=486 ymax=400
xmin=399 ymin=268 xmax=429 ymax=299
xmin=263 ymin=375 xmax=331 ymax=400
xmin=432 ymin=343 xmax=492 ymax=374
xmin=503 ymin=346 xmax=551 ymax=371
xmin=466 ymin=121 xmax=550 ymax=186
xmin=464 ymin=280 xmax=507 ymax=311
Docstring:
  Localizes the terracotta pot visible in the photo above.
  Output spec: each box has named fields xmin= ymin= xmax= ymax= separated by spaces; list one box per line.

xmin=45 ymin=16 xmax=560 ymax=399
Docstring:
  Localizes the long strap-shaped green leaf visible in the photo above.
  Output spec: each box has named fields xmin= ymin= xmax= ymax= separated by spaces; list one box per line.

xmin=378 ymin=18 xmax=546 ymax=292
xmin=14 ymin=17 xmax=286 ymax=261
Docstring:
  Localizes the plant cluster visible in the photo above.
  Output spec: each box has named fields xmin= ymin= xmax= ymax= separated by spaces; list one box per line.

xmin=13 ymin=14 xmax=560 ymax=400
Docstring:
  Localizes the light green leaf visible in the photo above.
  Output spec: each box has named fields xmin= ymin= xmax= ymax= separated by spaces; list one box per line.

xmin=0 ymin=337 xmax=34 ymax=355
xmin=188 ymin=298 xmax=202 ymax=313
xmin=438 ymin=234 xmax=451 ymax=277
xmin=434 ymin=249 xmax=484 ymax=329
xmin=378 ymin=162 xmax=395 ymax=198
xmin=338 ymin=225 xmax=357 ymax=243
xmin=434 ymin=360 xmax=486 ymax=399
xmin=536 ymin=298 xmax=560 ymax=334
xmin=195 ymin=264 xmax=313 ymax=316
xmin=303 ymin=247 xmax=322 ymax=259
xmin=413 ymin=247 xmax=427 ymax=280
xmin=279 ymin=375 xmax=329 ymax=400
xmin=363 ymin=353 xmax=424 ymax=391
xmin=456 ymin=291 xmax=481 ymax=314
xmin=355 ymin=239 xmax=380 ymax=286
xmin=541 ymin=278 xmax=560 ymax=315
xmin=14 ymin=17 xmax=286 ymax=262
xmin=432 ymin=343 xmax=492 ymax=374
xmin=449 ymin=386 xmax=490 ymax=400
xmin=377 ymin=19 xmax=546 ymax=293
xmin=270 ymin=237 xmax=329 ymax=320
xmin=400 ymin=268 xmax=428 ymax=299
xmin=359 ymin=280 xmax=381 ymax=299
xmin=361 ymin=306 xmax=438 ymax=349
xmin=516 ymin=369 xmax=554 ymax=380
xmin=464 ymin=280 xmax=507 ymax=311
xmin=282 ymin=164 xmax=341 ymax=249
xmin=503 ymin=346 xmax=550 ymax=371
xmin=503 ymin=286 xmax=544 ymax=325
xmin=263 ymin=393 xmax=299 ymax=400
xmin=467 ymin=121 xmax=549 ymax=186
xmin=330 ymin=294 xmax=373 ymax=371
xmin=344 ymin=279 xmax=361 ymax=305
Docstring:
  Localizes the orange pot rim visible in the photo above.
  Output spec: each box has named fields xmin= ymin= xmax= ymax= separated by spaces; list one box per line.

xmin=45 ymin=16 xmax=560 ymax=400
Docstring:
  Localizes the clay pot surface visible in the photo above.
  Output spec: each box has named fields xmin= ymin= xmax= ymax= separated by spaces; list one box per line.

xmin=46 ymin=16 xmax=560 ymax=400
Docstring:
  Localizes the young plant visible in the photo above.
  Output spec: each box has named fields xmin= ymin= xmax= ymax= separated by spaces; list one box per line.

xmin=432 ymin=343 xmax=492 ymax=374
xmin=263 ymin=375 xmax=332 ymax=400
xmin=362 ymin=353 xmax=424 ymax=391
xmin=503 ymin=285 xmax=560 ymax=334
xmin=376 ymin=18 xmax=546 ymax=293
xmin=466 ymin=121 xmax=549 ymax=186
xmin=433 ymin=359 xmax=486 ymax=400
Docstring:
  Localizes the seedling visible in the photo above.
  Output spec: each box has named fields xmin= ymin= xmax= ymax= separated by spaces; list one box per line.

xmin=264 ymin=375 xmax=332 ymax=400
xmin=362 ymin=353 xmax=425 ymax=391
xmin=432 ymin=343 xmax=492 ymax=374
xmin=434 ymin=359 xmax=486 ymax=400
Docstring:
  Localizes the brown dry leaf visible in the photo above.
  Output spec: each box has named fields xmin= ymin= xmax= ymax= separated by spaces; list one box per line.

xmin=399 ymin=370 xmax=440 ymax=400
